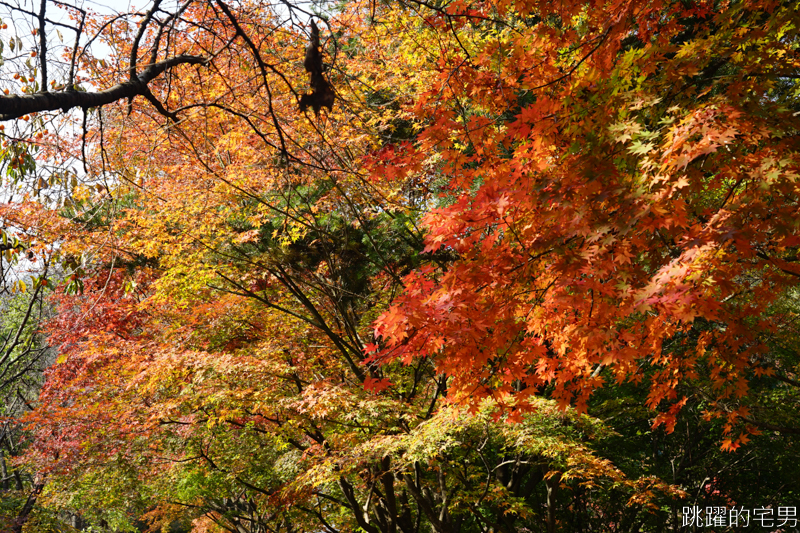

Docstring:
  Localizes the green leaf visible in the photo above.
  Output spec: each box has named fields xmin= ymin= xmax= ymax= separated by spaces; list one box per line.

xmin=628 ymin=140 xmax=655 ymax=155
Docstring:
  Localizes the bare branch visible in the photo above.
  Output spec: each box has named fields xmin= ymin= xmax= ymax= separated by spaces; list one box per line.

xmin=0 ymin=54 xmax=208 ymax=121
xmin=130 ymin=0 xmax=164 ymax=80
xmin=37 ymin=0 xmax=47 ymax=90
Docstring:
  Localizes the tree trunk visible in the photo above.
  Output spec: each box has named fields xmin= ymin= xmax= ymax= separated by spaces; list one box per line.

xmin=11 ymin=479 xmax=46 ymax=533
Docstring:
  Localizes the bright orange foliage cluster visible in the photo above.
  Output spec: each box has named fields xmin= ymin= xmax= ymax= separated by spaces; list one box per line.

xmin=369 ymin=0 xmax=800 ymax=448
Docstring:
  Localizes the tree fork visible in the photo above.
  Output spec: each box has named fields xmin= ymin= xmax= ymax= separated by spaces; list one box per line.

xmin=0 ymin=55 xmax=208 ymax=121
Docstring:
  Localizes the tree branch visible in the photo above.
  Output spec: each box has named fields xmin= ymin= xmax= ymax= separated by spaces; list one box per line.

xmin=0 ymin=54 xmax=208 ymax=121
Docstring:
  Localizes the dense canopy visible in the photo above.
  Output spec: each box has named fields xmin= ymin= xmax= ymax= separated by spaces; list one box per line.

xmin=0 ymin=0 xmax=798 ymax=531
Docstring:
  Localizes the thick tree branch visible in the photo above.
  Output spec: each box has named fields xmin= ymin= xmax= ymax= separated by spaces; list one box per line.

xmin=0 ymin=54 xmax=208 ymax=121
xmin=37 ymin=0 xmax=48 ymax=90
xmin=11 ymin=478 xmax=46 ymax=533
xmin=338 ymin=477 xmax=380 ymax=533
xmin=130 ymin=0 xmax=163 ymax=80
xmin=402 ymin=472 xmax=447 ymax=533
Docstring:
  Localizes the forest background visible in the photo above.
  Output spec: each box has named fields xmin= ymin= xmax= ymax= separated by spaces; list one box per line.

xmin=0 ymin=0 xmax=798 ymax=531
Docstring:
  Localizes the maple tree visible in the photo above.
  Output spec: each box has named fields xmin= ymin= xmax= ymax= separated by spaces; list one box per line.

xmin=369 ymin=0 xmax=800 ymax=449
xmin=8 ymin=3 xmax=674 ymax=533
xmin=0 ymin=0 xmax=798 ymax=530
xmin=0 ymin=271 xmax=56 ymax=531
xmin=23 ymin=266 xmax=681 ymax=532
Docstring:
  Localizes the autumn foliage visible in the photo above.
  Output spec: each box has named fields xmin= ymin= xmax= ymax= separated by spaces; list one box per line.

xmin=0 ymin=0 xmax=798 ymax=530
xmin=370 ymin=0 xmax=800 ymax=446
